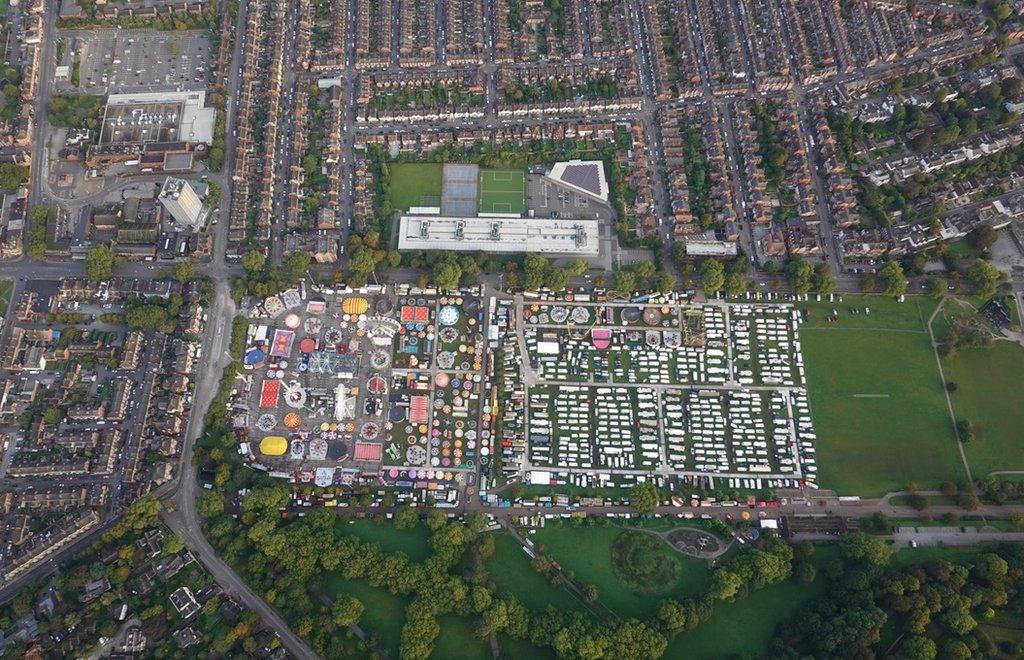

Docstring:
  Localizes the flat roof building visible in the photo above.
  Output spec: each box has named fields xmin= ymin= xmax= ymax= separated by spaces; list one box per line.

xmin=159 ymin=177 xmax=207 ymax=231
xmin=100 ymin=90 xmax=216 ymax=146
xmin=397 ymin=215 xmax=600 ymax=255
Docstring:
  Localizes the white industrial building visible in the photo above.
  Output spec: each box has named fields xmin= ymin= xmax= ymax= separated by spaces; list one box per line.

xmin=100 ymin=90 xmax=216 ymax=145
xmin=398 ymin=215 xmax=600 ymax=255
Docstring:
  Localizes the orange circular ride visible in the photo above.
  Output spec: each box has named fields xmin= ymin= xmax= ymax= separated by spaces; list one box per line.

xmin=342 ymin=297 xmax=369 ymax=315
xmin=283 ymin=412 xmax=302 ymax=429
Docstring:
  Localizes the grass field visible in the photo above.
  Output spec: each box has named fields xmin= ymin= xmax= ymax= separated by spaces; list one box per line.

xmin=388 ymin=163 xmax=443 ymax=210
xmin=942 ymin=341 xmax=1024 ymax=476
xmin=485 ymin=533 xmax=587 ymax=613
xmin=532 ymin=524 xmax=711 ymax=619
xmin=335 ymin=518 xmax=432 ymax=562
xmin=798 ymin=295 xmax=965 ymax=496
xmin=499 ymin=635 xmax=557 ymax=659
xmin=478 ymin=169 xmax=525 ymax=215
xmin=667 ymin=545 xmax=838 ymax=659
xmin=979 ymin=611 xmax=1024 ymax=650
xmin=322 ymin=573 xmax=409 ymax=654
xmin=433 ymin=616 xmax=491 ymax=660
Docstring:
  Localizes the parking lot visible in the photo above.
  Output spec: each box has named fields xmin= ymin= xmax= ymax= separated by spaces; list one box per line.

xmin=57 ymin=29 xmax=211 ymax=94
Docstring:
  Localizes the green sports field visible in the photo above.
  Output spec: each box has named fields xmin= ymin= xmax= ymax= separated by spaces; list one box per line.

xmin=388 ymin=162 xmax=442 ymax=210
xmin=798 ymin=295 xmax=966 ymax=496
xmin=478 ymin=169 xmax=525 ymax=215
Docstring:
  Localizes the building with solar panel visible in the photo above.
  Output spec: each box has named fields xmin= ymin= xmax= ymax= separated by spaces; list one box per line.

xmin=544 ymin=160 xmax=610 ymax=203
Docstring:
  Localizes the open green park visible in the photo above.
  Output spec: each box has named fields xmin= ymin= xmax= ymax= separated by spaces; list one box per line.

xmin=322 ymin=572 xmax=410 ymax=654
xmin=799 ymin=293 xmax=1024 ymax=495
xmin=798 ymin=295 xmax=965 ymax=495
xmin=666 ymin=545 xmax=837 ymax=659
xmin=941 ymin=339 xmax=1024 ymax=476
xmin=335 ymin=517 xmax=432 ymax=562
xmin=485 ymin=531 xmax=588 ymax=614
xmin=532 ymin=524 xmax=713 ymax=619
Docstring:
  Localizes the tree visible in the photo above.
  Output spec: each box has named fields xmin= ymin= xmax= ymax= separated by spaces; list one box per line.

xmin=629 ymin=481 xmax=660 ymax=515
xmin=545 ymin=268 xmax=569 ymax=292
xmin=583 ymin=583 xmax=599 ymax=603
xmin=613 ymin=269 xmax=637 ymax=296
xmin=786 ymin=259 xmax=814 ymax=294
xmin=709 ymin=569 xmax=742 ymax=600
xmin=859 ymin=275 xmax=876 ymax=293
xmin=394 ymin=505 xmax=419 ymax=530
xmin=925 ymin=276 xmax=946 ymax=298
xmin=633 ymin=260 xmax=656 ymax=282
xmin=899 ymin=635 xmax=937 ymax=660
xmin=957 ymin=491 xmax=980 ymax=511
xmin=523 ymin=254 xmax=550 ymax=291
xmin=724 ymin=272 xmax=746 ymax=297
xmin=812 ymin=263 xmax=836 ymax=294
xmin=197 ymin=491 xmax=224 ymax=518
xmin=170 ymin=260 xmax=196 ymax=283
xmin=966 ymin=259 xmax=1002 ymax=299
xmin=42 ymin=406 xmax=61 ymax=425
xmin=967 ymin=225 xmax=998 ymax=251
xmin=839 ymin=532 xmax=891 ymax=566
xmin=162 ymin=534 xmax=185 ymax=554
xmin=655 ymin=272 xmax=676 ymax=293
xmin=699 ymin=259 xmax=725 ymax=294
xmin=993 ymin=1 xmax=1013 ymax=22
xmin=566 ymin=259 xmax=589 ymax=276
xmin=283 ymin=252 xmax=312 ymax=281
xmin=877 ymin=261 xmax=907 ymax=297
xmin=956 ymin=419 xmax=976 ymax=444
xmin=85 ymin=244 xmax=115 ymax=281
xmin=0 ymin=163 xmax=29 ymax=190
xmin=434 ymin=260 xmax=462 ymax=290
xmin=793 ymin=561 xmax=816 ymax=585
xmin=332 ymin=597 xmax=365 ymax=627
xmin=241 ymin=249 xmax=266 ymax=273
xmin=425 ymin=509 xmax=447 ymax=531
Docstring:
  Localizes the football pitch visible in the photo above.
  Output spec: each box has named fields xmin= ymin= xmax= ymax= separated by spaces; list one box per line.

xmin=478 ymin=169 xmax=526 ymax=215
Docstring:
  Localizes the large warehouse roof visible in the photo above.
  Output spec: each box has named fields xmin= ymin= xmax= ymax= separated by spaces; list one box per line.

xmin=398 ymin=215 xmax=599 ymax=255
xmin=101 ymin=90 xmax=215 ymax=145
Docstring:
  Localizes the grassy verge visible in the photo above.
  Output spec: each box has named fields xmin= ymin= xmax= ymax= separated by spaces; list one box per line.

xmin=0 ymin=278 xmax=12 ymax=315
